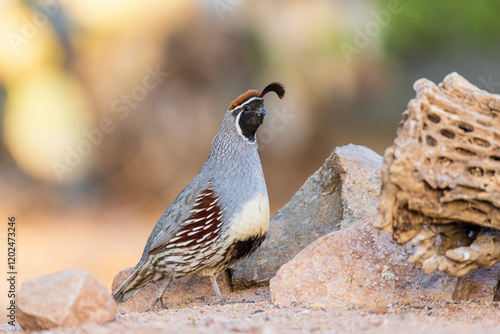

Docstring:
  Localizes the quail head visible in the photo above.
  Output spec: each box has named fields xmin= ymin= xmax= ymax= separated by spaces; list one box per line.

xmin=112 ymin=82 xmax=285 ymax=310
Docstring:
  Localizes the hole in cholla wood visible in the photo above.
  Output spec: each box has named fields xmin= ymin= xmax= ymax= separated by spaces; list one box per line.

xmin=375 ymin=72 xmax=500 ymax=277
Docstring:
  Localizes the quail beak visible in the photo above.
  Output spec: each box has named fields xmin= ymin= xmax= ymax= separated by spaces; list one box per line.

xmin=257 ymin=108 xmax=267 ymax=117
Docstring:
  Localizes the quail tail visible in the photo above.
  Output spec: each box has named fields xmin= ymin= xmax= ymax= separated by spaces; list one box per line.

xmin=112 ymin=258 xmax=155 ymax=303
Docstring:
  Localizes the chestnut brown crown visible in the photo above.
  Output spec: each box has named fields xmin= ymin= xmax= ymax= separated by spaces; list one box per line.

xmin=228 ymin=82 xmax=285 ymax=111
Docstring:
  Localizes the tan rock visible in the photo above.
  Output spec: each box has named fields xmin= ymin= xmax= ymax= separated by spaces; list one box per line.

xmin=111 ymin=268 xmax=232 ymax=313
xmin=270 ymin=216 xmax=457 ymax=308
xmin=17 ymin=270 xmax=117 ymax=331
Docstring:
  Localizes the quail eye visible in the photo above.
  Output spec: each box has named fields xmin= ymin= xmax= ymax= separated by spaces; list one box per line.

xmin=244 ymin=106 xmax=250 ymax=111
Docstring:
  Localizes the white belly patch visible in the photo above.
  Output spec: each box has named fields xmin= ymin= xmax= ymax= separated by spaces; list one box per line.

xmin=228 ymin=193 xmax=270 ymax=241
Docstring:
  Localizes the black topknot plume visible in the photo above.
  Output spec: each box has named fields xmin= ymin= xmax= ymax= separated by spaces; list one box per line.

xmin=260 ymin=82 xmax=285 ymax=99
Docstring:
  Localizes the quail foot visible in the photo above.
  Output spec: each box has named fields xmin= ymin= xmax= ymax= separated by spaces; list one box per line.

xmin=112 ymin=82 xmax=285 ymax=310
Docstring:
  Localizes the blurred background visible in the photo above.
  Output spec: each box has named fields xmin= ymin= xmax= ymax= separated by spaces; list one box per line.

xmin=1 ymin=0 xmax=500 ymax=321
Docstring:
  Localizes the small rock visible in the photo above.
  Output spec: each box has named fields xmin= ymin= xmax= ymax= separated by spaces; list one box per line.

xmin=368 ymin=306 xmax=389 ymax=315
xmin=17 ymin=270 xmax=117 ymax=331
xmin=270 ymin=216 xmax=457 ymax=308
xmin=111 ymin=268 xmax=232 ymax=313
xmin=309 ymin=304 xmax=325 ymax=310
xmin=231 ymin=144 xmax=383 ymax=288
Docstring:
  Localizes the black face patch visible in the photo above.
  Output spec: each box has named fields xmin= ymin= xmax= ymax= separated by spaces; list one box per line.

xmin=238 ymin=111 xmax=265 ymax=141
xmin=233 ymin=99 xmax=265 ymax=142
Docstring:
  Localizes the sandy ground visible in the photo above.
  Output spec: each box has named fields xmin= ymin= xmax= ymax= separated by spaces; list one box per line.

xmin=2 ymin=189 xmax=500 ymax=333
xmin=2 ymin=287 xmax=500 ymax=334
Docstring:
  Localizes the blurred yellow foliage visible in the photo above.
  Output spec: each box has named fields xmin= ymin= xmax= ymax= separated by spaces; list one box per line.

xmin=0 ymin=1 xmax=63 ymax=83
xmin=4 ymin=67 xmax=93 ymax=182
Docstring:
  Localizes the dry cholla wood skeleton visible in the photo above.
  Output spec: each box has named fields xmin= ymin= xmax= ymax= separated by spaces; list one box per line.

xmin=375 ymin=72 xmax=500 ymax=277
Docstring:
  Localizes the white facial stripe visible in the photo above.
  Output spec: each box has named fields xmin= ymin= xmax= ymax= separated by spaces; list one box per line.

xmin=232 ymin=97 xmax=262 ymax=111
xmin=234 ymin=110 xmax=244 ymax=137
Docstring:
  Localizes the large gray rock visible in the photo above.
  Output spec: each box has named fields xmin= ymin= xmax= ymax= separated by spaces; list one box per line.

xmin=231 ymin=144 xmax=383 ymax=289
xmin=17 ymin=270 xmax=117 ymax=331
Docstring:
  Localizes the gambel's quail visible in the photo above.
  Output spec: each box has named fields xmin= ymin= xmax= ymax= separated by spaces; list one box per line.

xmin=112 ymin=82 xmax=285 ymax=310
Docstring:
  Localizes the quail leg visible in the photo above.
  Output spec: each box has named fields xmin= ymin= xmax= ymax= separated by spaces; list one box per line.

xmin=151 ymin=277 xmax=173 ymax=311
xmin=210 ymin=276 xmax=226 ymax=303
